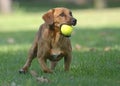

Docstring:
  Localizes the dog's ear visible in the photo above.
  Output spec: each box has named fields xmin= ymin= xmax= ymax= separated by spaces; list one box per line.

xmin=42 ymin=9 xmax=54 ymax=25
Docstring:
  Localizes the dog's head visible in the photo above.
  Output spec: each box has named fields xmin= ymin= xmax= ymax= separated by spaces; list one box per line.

xmin=42 ymin=7 xmax=77 ymax=28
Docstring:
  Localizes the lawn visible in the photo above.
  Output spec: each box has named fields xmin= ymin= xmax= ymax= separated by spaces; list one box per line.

xmin=0 ymin=8 xmax=120 ymax=86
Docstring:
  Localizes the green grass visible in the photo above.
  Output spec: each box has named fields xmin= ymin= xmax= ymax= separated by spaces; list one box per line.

xmin=0 ymin=8 xmax=120 ymax=86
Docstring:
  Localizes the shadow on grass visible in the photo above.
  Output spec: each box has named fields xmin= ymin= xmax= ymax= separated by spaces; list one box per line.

xmin=72 ymin=27 xmax=120 ymax=48
xmin=0 ymin=30 xmax=36 ymax=45
xmin=0 ymin=27 xmax=120 ymax=48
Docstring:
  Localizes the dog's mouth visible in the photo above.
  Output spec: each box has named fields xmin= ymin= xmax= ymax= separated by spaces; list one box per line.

xmin=62 ymin=18 xmax=77 ymax=26
xmin=60 ymin=24 xmax=74 ymax=38
xmin=58 ymin=18 xmax=77 ymax=37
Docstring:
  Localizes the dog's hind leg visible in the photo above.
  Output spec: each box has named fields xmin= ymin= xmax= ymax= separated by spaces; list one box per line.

xmin=19 ymin=37 xmax=38 ymax=74
xmin=51 ymin=61 xmax=58 ymax=70
xmin=38 ymin=57 xmax=53 ymax=73
xmin=64 ymin=53 xmax=72 ymax=71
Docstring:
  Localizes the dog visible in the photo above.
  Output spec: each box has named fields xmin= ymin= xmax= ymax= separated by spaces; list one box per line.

xmin=19 ymin=7 xmax=77 ymax=73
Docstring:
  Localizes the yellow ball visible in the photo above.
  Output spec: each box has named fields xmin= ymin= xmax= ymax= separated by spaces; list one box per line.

xmin=61 ymin=25 xmax=73 ymax=36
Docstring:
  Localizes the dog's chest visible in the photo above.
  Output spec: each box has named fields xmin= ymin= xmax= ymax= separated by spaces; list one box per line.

xmin=49 ymin=35 xmax=67 ymax=60
xmin=50 ymin=38 xmax=64 ymax=55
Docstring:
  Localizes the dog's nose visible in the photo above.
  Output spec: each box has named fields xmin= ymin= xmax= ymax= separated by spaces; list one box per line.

xmin=71 ymin=18 xmax=77 ymax=26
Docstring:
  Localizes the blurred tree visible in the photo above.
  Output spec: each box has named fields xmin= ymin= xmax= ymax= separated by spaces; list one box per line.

xmin=74 ymin=0 xmax=87 ymax=5
xmin=0 ymin=0 xmax=12 ymax=14
xmin=62 ymin=0 xmax=87 ymax=5
xmin=94 ymin=0 xmax=107 ymax=9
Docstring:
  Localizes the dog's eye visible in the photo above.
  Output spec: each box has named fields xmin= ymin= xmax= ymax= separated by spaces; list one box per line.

xmin=59 ymin=12 xmax=65 ymax=17
xmin=69 ymin=12 xmax=72 ymax=16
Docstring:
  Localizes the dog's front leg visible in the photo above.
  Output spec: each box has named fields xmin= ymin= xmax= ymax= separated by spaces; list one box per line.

xmin=38 ymin=57 xmax=53 ymax=73
xmin=64 ymin=53 xmax=72 ymax=71
xmin=51 ymin=61 xmax=58 ymax=70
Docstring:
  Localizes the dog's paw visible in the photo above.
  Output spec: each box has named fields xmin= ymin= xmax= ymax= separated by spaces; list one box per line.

xmin=19 ymin=69 xmax=27 ymax=74
xmin=43 ymin=69 xmax=53 ymax=73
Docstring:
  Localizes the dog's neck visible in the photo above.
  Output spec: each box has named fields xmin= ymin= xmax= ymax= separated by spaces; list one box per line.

xmin=49 ymin=26 xmax=65 ymax=44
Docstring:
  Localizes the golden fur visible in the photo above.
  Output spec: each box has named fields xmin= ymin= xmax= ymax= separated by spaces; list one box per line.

xmin=19 ymin=7 xmax=77 ymax=73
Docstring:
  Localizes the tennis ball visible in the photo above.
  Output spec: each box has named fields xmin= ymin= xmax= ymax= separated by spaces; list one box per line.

xmin=61 ymin=25 xmax=73 ymax=36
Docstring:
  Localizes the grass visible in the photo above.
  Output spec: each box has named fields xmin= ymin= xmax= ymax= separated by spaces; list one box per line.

xmin=0 ymin=8 xmax=120 ymax=86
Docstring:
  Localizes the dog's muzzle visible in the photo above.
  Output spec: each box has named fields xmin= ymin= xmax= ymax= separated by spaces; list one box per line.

xmin=71 ymin=18 xmax=77 ymax=26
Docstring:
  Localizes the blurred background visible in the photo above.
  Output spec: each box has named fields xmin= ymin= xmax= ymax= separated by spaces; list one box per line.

xmin=0 ymin=0 xmax=120 ymax=14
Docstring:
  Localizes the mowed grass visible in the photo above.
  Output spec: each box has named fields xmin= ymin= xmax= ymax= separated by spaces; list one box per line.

xmin=0 ymin=8 xmax=120 ymax=86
